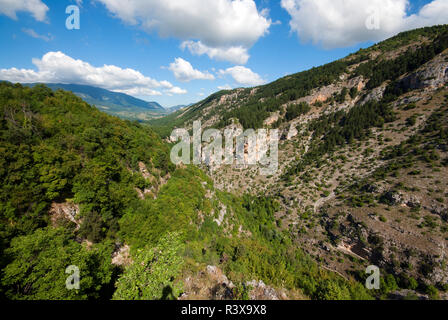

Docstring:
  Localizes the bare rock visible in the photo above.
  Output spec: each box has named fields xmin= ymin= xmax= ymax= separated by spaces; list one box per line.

xmin=399 ymin=58 xmax=448 ymax=90
xmin=246 ymin=280 xmax=286 ymax=300
xmin=287 ymin=124 xmax=299 ymax=140
xmin=404 ymin=195 xmax=421 ymax=208
xmin=361 ymin=85 xmax=387 ymax=104
xmin=381 ymin=191 xmax=403 ymax=205
xmin=49 ymin=201 xmax=80 ymax=229
xmin=112 ymin=245 xmax=132 ymax=266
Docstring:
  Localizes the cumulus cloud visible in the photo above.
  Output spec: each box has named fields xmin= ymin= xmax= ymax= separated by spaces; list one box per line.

xmin=168 ymin=58 xmax=215 ymax=82
xmin=0 ymin=0 xmax=49 ymax=22
xmin=96 ymin=0 xmax=271 ymax=63
xmin=218 ymin=84 xmax=233 ymax=90
xmin=114 ymin=87 xmax=162 ymax=97
xmin=219 ymin=66 xmax=265 ymax=86
xmin=181 ymin=41 xmax=250 ymax=65
xmin=406 ymin=0 xmax=448 ymax=26
xmin=22 ymin=28 xmax=53 ymax=42
xmin=281 ymin=0 xmax=448 ymax=49
xmin=0 ymin=51 xmax=185 ymax=96
xmin=166 ymin=86 xmax=187 ymax=95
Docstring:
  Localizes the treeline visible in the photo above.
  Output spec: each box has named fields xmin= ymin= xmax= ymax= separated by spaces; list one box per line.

xmin=200 ymin=26 xmax=448 ymax=131
xmin=371 ymin=25 xmax=448 ymax=53
xmin=284 ymin=28 xmax=448 ymax=179
xmin=216 ymin=53 xmax=368 ymax=129
xmin=284 ymin=99 xmax=395 ymax=178
xmin=355 ymin=30 xmax=448 ymax=90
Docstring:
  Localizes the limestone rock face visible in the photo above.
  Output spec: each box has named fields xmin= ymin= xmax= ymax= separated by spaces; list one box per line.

xmin=399 ymin=57 xmax=448 ymax=90
xmin=362 ymin=84 xmax=387 ymax=104
xmin=246 ymin=280 xmax=288 ymax=300
xmin=112 ymin=245 xmax=132 ymax=266
xmin=287 ymin=124 xmax=299 ymax=140
xmin=179 ymin=265 xmax=235 ymax=300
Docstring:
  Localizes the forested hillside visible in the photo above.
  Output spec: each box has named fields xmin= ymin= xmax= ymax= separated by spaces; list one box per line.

xmin=22 ymin=83 xmax=167 ymax=121
xmin=0 ymin=82 xmax=372 ymax=300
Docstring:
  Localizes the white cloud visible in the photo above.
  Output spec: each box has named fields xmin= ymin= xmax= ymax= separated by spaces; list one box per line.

xmin=218 ymin=84 xmax=233 ymax=90
xmin=96 ymin=0 xmax=271 ymax=63
xmin=219 ymin=66 xmax=266 ymax=86
xmin=181 ymin=41 xmax=250 ymax=65
xmin=407 ymin=0 xmax=448 ymax=26
xmin=0 ymin=51 xmax=185 ymax=97
xmin=22 ymin=28 xmax=53 ymax=41
xmin=114 ymin=87 xmax=162 ymax=96
xmin=166 ymin=86 xmax=187 ymax=95
xmin=281 ymin=0 xmax=448 ymax=49
xmin=168 ymin=57 xmax=215 ymax=82
xmin=0 ymin=0 xmax=49 ymax=22
xmin=96 ymin=0 xmax=270 ymax=47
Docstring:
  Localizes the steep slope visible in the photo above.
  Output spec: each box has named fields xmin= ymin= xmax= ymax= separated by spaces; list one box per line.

xmin=0 ymin=82 xmax=174 ymax=299
xmin=151 ymin=25 xmax=448 ymax=299
xmin=0 ymin=82 xmax=372 ymax=300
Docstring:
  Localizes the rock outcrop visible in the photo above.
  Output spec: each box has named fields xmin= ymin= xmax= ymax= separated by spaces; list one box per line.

xmin=399 ymin=55 xmax=448 ymax=90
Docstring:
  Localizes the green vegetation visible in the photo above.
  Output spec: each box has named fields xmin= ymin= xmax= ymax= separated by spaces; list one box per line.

xmin=3 ymin=26 xmax=448 ymax=301
xmin=369 ymin=25 xmax=448 ymax=53
xmin=113 ymin=232 xmax=184 ymax=300
xmin=0 ymin=82 xmax=172 ymax=298
xmin=285 ymin=102 xmax=311 ymax=121
xmin=117 ymin=165 xmax=372 ymax=300
xmin=2 ymin=227 xmax=115 ymax=300
xmin=0 ymin=83 xmax=372 ymax=300
xmin=150 ymin=48 xmax=371 ymax=133
xmin=0 ymin=82 xmax=173 ymax=243
xmin=150 ymin=26 xmax=447 ymax=138
xmin=213 ymin=56 xmax=370 ymax=130
xmin=284 ymin=98 xmax=395 ymax=177
xmin=355 ymin=29 xmax=448 ymax=90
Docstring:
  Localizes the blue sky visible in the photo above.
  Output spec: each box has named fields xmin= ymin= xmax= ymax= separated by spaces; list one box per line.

xmin=0 ymin=0 xmax=446 ymax=108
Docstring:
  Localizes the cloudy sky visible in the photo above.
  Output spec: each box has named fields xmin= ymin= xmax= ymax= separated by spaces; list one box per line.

xmin=1 ymin=0 xmax=447 ymax=107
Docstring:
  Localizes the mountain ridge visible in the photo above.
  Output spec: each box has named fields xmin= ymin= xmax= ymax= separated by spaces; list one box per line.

xmin=149 ymin=24 xmax=448 ymax=299
xmin=150 ymin=25 xmax=448 ymax=135
xmin=20 ymin=82 xmax=167 ymax=121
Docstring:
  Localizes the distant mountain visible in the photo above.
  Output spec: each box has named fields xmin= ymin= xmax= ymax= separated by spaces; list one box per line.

xmin=166 ymin=104 xmax=190 ymax=113
xmin=23 ymin=83 xmax=166 ymax=120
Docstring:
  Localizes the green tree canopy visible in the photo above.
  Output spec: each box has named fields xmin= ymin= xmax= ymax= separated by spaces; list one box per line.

xmin=2 ymin=227 xmax=115 ymax=300
xmin=113 ymin=232 xmax=185 ymax=300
